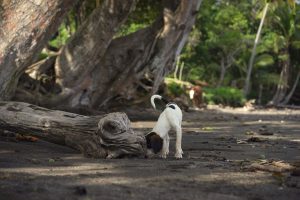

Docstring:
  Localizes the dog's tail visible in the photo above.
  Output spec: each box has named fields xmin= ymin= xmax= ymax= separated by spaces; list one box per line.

xmin=150 ymin=94 xmax=168 ymax=110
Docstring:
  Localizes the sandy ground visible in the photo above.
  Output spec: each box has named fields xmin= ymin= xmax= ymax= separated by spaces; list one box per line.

xmin=0 ymin=106 xmax=300 ymax=200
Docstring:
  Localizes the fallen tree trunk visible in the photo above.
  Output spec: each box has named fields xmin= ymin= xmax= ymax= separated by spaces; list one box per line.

xmin=0 ymin=101 xmax=146 ymax=158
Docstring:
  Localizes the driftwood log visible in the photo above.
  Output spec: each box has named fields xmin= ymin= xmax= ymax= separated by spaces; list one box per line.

xmin=0 ymin=101 xmax=146 ymax=158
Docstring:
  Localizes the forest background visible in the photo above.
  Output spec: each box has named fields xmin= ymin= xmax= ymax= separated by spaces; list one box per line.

xmin=1 ymin=0 xmax=299 ymax=111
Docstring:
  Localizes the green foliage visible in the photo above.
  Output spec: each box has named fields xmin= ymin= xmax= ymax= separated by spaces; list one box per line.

xmin=204 ymin=4 xmax=248 ymax=55
xmin=177 ymin=0 xmax=300 ymax=105
xmin=258 ymin=72 xmax=280 ymax=85
xmin=116 ymin=23 xmax=148 ymax=37
xmin=255 ymin=54 xmax=275 ymax=67
xmin=116 ymin=0 xmax=161 ymax=37
xmin=43 ymin=0 xmax=300 ymax=106
xmin=257 ymin=32 xmax=285 ymax=54
xmin=165 ymin=79 xmax=246 ymax=107
xmin=180 ymin=1 xmax=252 ymax=91
xmin=186 ymin=66 xmax=205 ymax=81
xmin=278 ymin=53 xmax=289 ymax=61
xmin=203 ymin=87 xmax=246 ymax=107
xmin=164 ymin=78 xmax=191 ymax=97
xmin=38 ymin=52 xmax=49 ymax=60
xmin=49 ymin=22 xmax=74 ymax=48
xmin=167 ymin=82 xmax=184 ymax=97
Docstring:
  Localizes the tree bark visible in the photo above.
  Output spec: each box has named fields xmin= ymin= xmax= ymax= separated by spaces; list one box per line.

xmin=11 ymin=0 xmax=202 ymax=110
xmin=217 ymin=57 xmax=226 ymax=87
xmin=270 ymin=50 xmax=290 ymax=105
xmin=280 ymin=70 xmax=300 ymax=105
xmin=0 ymin=0 xmax=77 ymax=100
xmin=0 ymin=101 xmax=146 ymax=158
xmin=89 ymin=0 xmax=202 ymax=108
xmin=217 ymin=49 xmax=239 ymax=87
xmin=149 ymin=0 xmax=202 ymax=92
xmin=55 ymin=0 xmax=137 ymax=94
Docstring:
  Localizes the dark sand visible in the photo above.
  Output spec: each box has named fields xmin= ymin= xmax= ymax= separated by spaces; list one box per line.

xmin=1 ymin=107 xmax=300 ymax=200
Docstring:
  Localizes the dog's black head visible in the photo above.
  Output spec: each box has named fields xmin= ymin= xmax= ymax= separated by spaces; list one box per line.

xmin=146 ymin=132 xmax=163 ymax=154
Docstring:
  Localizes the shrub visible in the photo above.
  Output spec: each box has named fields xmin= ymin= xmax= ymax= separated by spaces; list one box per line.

xmin=164 ymin=78 xmax=191 ymax=97
xmin=203 ymin=87 xmax=245 ymax=107
xmin=167 ymin=82 xmax=185 ymax=97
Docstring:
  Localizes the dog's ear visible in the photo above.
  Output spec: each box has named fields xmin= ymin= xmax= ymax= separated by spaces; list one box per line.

xmin=151 ymin=135 xmax=163 ymax=154
xmin=146 ymin=132 xmax=163 ymax=154
xmin=146 ymin=132 xmax=154 ymax=149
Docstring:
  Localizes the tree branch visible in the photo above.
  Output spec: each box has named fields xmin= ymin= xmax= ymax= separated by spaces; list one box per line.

xmin=0 ymin=101 xmax=146 ymax=158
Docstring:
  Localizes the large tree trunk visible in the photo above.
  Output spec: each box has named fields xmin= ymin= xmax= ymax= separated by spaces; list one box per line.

xmin=26 ymin=0 xmax=202 ymax=109
xmin=147 ymin=0 xmax=202 ymax=93
xmin=54 ymin=0 xmax=137 ymax=105
xmin=77 ymin=0 xmax=202 ymax=108
xmin=0 ymin=0 xmax=76 ymax=100
xmin=0 ymin=101 xmax=146 ymax=158
xmin=10 ymin=0 xmax=202 ymax=110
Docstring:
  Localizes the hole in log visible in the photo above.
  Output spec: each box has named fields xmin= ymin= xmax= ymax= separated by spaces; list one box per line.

xmin=103 ymin=121 xmax=117 ymax=133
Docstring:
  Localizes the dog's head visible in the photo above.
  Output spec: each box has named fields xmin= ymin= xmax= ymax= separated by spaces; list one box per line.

xmin=145 ymin=132 xmax=163 ymax=158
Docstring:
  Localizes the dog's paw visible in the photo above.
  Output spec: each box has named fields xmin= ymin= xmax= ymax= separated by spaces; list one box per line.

xmin=106 ymin=154 xmax=115 ymax=159
xmin=166 ymin=150 xmax=169 ymax=156
xmin=106 ymin=151 xmax=120 ymax=159
xmin=175 ymin=149 xmax=183 ymax=159
xmin=161 ymin=152 xmax=168 ymax=159
xmin=175 ymin=153 xmax=183 ymax=159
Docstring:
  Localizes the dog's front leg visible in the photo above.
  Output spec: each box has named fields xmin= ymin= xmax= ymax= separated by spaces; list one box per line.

xmin=175 ymin=126 xmax=183 ymax=159
xmin=161 ymin=135 xmax=169 ymax=159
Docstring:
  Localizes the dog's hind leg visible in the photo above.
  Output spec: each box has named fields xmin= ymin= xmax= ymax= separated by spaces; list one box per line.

xmin=161 ymin=135 xmax=169 ymax=158
xmin=174 ymin=126 xmax=183 ymax=159
xmin=165 ymin=109 xmax=183 ymax=159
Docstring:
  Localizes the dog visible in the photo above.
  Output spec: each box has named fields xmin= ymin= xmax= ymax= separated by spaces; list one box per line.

xmin=189 ymin=85 xmax=203 ymax=108
xmin=145 ymin=95 xmax=183 ymax=159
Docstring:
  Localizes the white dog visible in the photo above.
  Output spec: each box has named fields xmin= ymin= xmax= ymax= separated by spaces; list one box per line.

xmin=146 ymin=95 xmax=183 ymax=159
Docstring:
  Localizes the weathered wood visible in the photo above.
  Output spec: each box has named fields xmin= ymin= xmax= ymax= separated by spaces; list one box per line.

xmin=54 ymin=0 xmax=137 ymax=107
xmin=89 ymin=0 xmax=203 ymax=108
xmin=0 ymin=0 xmax=77 ymax=100
xmin=9 ymin=0 xmax=202 ymax=110
xmin=0 ymin=101 xmax=146 ymax=158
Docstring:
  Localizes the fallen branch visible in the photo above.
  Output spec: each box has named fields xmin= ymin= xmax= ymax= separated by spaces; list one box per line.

xmin=0 ymin=101 xmax=146 ymax=158
xmin=244 ymin=160 xmax=295 ymax=173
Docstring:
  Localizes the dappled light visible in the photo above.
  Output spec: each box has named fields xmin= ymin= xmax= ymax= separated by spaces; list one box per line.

xmin=1 ymin=0 xmax=300 ymax=199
